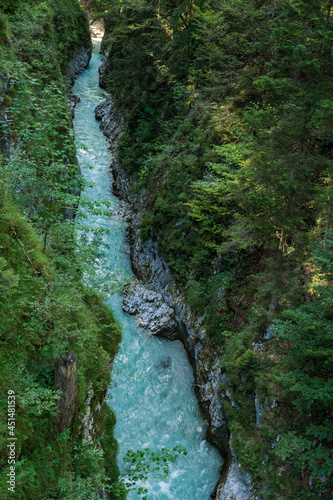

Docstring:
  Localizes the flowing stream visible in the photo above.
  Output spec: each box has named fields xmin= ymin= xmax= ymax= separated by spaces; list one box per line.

xmin=72 ymin=40 xmax=223 ymax=499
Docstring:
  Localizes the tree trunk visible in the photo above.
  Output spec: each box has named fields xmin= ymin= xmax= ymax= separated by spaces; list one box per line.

xmin=54 ymin=352 xmax=78 ymax=433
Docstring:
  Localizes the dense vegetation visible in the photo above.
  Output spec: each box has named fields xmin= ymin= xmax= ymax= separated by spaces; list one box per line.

xmin=98 ymin=0 xmax=333 ymax=497
xmin=0 ymin=1 xmax=124 ymax=499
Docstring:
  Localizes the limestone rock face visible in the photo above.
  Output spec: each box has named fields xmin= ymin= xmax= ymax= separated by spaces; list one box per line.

xmin=123 ymin=282 xmax=178 ymax=337
xmin=54 ymin=352 xmax=78 ymax=433
xmin=95 ymin=98 xmax=124 ymax=152
xmin=66 ymin=46 xmax=92 ymax=84
xmin=80 ymin=383 xmax=104 ymax=444
xmin=98 ymin=57 xmax=108 ymax=89
xmin=90 ymin=18 xmax=104 ymax=39
xmin=215 ymin=450 xmax=252 ymax=500
xmin=67 ymin=94 xmax=80 ymax=121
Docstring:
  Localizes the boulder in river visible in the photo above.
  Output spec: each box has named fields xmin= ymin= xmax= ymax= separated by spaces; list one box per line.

xmin=123 ymin=282 xmax=178 ymax=338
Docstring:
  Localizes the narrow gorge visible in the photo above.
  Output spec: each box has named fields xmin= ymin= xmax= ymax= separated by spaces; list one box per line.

xmin=1 ymin=1 xmax=332 ymax=499
xmin=73 ymin=38 xmax=227 ymax=499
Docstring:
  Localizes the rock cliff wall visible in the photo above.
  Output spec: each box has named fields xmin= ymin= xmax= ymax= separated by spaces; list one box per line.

xmin=66 ymin=45 xmax=92 ymax=83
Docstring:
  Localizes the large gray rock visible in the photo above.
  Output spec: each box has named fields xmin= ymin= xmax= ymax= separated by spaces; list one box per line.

xmin=123 ymin=282 xmax=178 ymax=337
xmin=95 ymin=97 xmax=124 ymax=147
xmin=216 ymin=450 xmax=252 ymax=500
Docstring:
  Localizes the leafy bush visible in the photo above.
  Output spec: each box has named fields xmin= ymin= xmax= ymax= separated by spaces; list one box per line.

xmin=236 ymin=350 xmax=257 ymax=373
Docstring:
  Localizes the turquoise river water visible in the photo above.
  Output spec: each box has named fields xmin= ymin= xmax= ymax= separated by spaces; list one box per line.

xmin=72 ymin=40 xmax=222 ymax=499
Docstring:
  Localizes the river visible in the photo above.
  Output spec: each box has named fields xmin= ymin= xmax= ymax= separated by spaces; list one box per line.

xmin=72 ymin=39 xmax=222 ymax=500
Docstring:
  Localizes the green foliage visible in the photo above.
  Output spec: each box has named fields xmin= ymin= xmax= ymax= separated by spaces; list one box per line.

xmin=0 ymin=1 xmax=123 ymax=499
xmin=268 ymin=238 xmax=333 ymax=489
xmin=0 ymin=13 xmax=9 ymax=43
xmin=236 ymin=349 xmax=257 ymax=372
xmin=3 ymin=0 xmax=333 ymax=497
xmin=0 ymin=0 xmax=22 ymax=15
xmin=50 ymin=0 xmax=91 ymax=74
xmin=116 ymin=446 xmax=187 ymax=499
xmin=275 ymin=431 xmax=333 ymax=485
xmin=0 ymin=179 xmax=122 ymax=499
xmin=80 ymin=0 xmax=111 ymax=15
xmin=0 ymin=256 xmax=19 ymax=297
xmin=18 ymin=384 xmax=61 ymax=416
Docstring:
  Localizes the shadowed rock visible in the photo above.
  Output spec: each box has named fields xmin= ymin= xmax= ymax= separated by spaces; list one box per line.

xmin=66 ymin=46 xmax=92 ymax=84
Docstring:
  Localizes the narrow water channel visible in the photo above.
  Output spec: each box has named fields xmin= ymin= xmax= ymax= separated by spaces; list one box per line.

xmin=72 ymin=40 xmax=223 ymax=499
